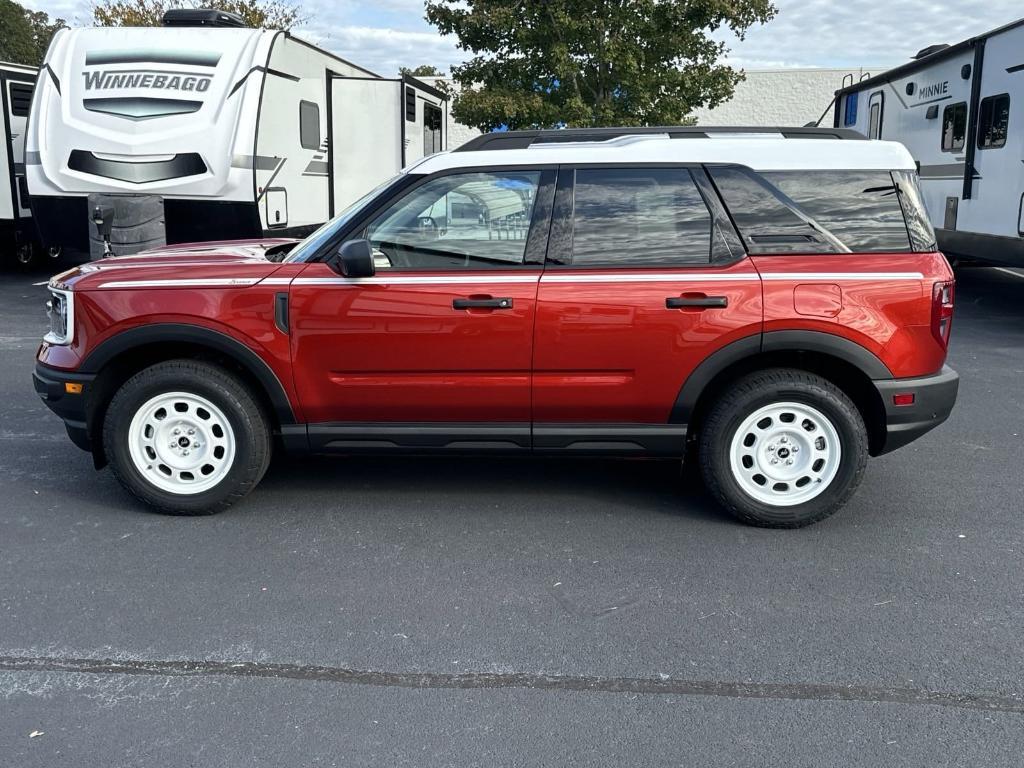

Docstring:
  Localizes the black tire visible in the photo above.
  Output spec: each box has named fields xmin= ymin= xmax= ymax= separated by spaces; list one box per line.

xmin=698 ymin=368 xmax=868 ymax=528
xmin=102 ymin=359 xmax=271 ymax=515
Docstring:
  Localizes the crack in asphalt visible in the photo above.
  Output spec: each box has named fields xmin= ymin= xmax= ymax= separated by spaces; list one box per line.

xmin=1 ymin=655 xmax=1022 ymax=714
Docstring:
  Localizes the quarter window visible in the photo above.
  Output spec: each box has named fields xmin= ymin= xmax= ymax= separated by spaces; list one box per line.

xmin=977 ymin=93 xmax=1009 ymax=149
xmin=569 ymin=168 xmax=712 ymax=266
xmin=299 ymin=100 xmax=320 ymax=150
xmin=762 ymin=171 xmax=911 ymax=252
xmin=710 ymin=167 xmax=913 ymax=253
xmin=365 ymin=171 xmax=541 ymax=269
xmin=941 ymin=102 xmax=967 ymax=151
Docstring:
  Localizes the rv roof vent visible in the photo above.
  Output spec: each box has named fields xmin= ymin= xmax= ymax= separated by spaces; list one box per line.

xmin=161 ymin=8 xmax=247 ymax=27
xmin=913 ymin=43 xmax=949 ymax=60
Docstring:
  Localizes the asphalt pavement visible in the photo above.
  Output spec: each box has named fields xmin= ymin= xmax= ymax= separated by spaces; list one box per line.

xmin=1 ymin=265 xmax=1022 ymax=766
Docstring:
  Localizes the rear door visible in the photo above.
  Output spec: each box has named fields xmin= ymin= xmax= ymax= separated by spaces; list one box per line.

xmin=532 ymin=165 xmax=762 ymax=453
xmin=289 ymin=167 xmax=555 ymax=449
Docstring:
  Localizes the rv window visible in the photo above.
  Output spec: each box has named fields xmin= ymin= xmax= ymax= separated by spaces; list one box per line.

xmin=868 ymin=92 xmax=883 ymax=139
xmin=423 ymin=104 xmax=443 ymax=155
xmin=977 ymin=93 xmax=1010 ymax=149
xmin=761 ymin=171 xmax=911 ymax=252
xmin=405 ymin=87 xmax=416 ymax=121
xmin=843 ymin=93 xmax=858 ymax=126
xmin=868 ymin=104 xmax=880 ymax=139
xmin=569 ymin=168 xmax=712 ymax=266
xmin=9 ymin=83 xmax=33 ymax=117
xmin=365 ymin=171 xmax=541 ymax=269
xmin=299 ymin=100 xmax=320 ymax=150
xmin=707 ymin=167 xmax=841 ymax=254
xmin=941 ymin=103 xmax=966 ymax=152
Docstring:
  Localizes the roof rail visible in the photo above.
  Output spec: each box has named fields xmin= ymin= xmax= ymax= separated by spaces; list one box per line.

xmin=455 ymin=126 xmax=866 ymax=152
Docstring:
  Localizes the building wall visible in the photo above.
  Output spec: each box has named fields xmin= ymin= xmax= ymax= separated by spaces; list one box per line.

xmin=420 ymin=68 xmax=881 ymax=144
xmin=690 ymin=68 xmax=880 ymax=127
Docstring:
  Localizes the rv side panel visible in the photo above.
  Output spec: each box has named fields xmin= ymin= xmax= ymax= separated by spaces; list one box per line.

xmin=832 ymin=21 xmax=1024 ymax=266
xmin=253 ymin=36 xmax=355 ymax=237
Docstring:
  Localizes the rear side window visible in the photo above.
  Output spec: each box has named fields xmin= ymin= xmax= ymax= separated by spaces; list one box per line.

xmin=941 ymin=103 xmax=967 ymax=151
xmin=570 ymin=168 xmax=712 ymax=266
xmin=977 ymin=93 xmax=1009 ymax=149
xmin=762 ymin=171 xmax=911 ymax=252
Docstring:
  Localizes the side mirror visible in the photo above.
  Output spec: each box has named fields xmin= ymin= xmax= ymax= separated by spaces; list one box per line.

xmin=328 ymin=239 xmax=375 ymax=278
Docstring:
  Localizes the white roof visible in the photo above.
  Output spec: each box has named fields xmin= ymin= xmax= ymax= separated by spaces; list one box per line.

xmin=415 ymin=134 xmax=916 ymax=174
xmin=0 ymin=61 xmax=38 ymax=74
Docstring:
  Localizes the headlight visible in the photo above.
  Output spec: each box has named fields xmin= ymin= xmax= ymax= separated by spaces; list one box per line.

xmin=44 ymin=287 xmax=74 ymax=345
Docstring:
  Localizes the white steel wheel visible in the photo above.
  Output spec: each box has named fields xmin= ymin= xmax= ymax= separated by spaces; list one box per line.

xmin=126 ymin=391 xmax=237 ymax=495
xmin=728 ymin=401 xmax=842 ymax=507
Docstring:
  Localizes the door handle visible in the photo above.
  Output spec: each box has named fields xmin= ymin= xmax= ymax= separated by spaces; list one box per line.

xmin=665 ymin=295 xmax=729 ymax=309
xmin=453 ymin=296 xmax=514 ymax=310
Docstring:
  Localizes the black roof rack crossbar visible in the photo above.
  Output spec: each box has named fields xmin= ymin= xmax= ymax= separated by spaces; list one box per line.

xmin=455 ymin=126 xmax=866 ymax=152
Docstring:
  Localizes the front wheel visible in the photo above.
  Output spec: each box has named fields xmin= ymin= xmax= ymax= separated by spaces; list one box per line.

xmin=698 ymin=368 xmax=868 ymax=528
xmin=103 ymin=360 xmax=271 ymax=515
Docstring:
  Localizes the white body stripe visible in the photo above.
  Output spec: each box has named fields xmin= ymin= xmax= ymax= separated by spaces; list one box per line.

xmin=541 ymin=273 xmax=756 ymax=283
xmin=291 ymin=275 xmax=540 ymax=286
xmin=95 ymin=271 xmax=925 ymax=289
xmin=759 ymin=272 xmax=924 ymax=281
xmin=97 ymin=278 xmax=262 ymax=289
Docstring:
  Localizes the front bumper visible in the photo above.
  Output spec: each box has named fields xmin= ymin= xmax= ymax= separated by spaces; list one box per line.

xmin=33 ymin=361 xmax=95 ymax=452
xmin=872 ymin=365 xmax=959 ymax=455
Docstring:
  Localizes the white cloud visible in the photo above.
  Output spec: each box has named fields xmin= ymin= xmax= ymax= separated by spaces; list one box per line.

xmin=295 ymin=25 xmax=463 ymax=77
xmin=15 ymin=0 xmax=1024 ymax=78
xmin=718 ymin=0 xmax=1021 ymax=69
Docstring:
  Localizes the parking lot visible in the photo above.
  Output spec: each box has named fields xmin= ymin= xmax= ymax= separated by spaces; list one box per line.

xmin=1 ymin=265 xmax=1022 ymax=765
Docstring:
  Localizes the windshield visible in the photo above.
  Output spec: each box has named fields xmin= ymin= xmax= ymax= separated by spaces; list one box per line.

xmin=285 ymin=172 xmax=407 ymax=263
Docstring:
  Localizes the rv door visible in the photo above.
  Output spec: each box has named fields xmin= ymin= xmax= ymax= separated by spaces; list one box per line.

xmin=329 ymin=77 xmax=403 ymax=214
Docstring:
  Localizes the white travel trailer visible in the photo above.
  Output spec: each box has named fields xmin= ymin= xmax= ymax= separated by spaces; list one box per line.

xmin=833 ymin=17 xmax=1024 ymax=267
xmin=27 ymin=10 xmax=448 ymax=258
xmin=1 ymin=61 xmax=41 ymax=266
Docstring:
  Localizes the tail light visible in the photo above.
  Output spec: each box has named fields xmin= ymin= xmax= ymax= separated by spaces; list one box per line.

xmin=931 ymin=280 xmax=955 ymax=347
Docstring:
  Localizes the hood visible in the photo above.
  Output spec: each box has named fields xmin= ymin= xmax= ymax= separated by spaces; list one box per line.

xmin=51 ymin=238 xmax=299 ymax=291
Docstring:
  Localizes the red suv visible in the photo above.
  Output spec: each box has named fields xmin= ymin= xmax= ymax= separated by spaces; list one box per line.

xmin=33 ymin=128 xmax=958 ymax=527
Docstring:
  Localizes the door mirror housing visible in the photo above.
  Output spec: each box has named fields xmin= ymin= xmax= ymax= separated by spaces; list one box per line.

xmin=328 ymin=239 xmax=375 ymax=278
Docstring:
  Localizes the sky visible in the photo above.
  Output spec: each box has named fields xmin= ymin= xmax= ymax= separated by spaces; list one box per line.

xmin=18 ymin=0 xmax=1024 ymax=77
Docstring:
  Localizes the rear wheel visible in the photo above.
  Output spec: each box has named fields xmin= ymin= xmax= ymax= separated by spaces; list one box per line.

xmin=698 ymin=368 xmax=868 ymax=528
xmin=103 ymin=360 xmax=271 ymax=515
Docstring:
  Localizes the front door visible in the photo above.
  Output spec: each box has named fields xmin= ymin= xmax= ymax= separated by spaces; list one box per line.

xmin=532 ymin=165 xmax=762 ymax=454
xmin=290 ymin=168 xmax=554 ymax=450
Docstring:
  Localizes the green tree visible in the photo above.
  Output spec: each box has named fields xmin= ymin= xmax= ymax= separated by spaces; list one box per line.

xmin=425 ymin=0 xmax=777 ymax=131
xmin=24 ymin=7 xmax=66 ymax=63
xmin=93 ymin=0 xmax=306 ymax=30
xmin=0 ymin=0 xmax=65 ymax=66
xmin=400 ymin=65 xmax=445 ymax=77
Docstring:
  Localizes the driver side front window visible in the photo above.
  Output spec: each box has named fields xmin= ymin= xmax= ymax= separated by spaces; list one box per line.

xmin=365 ymin=171 xmax=541 ymax=269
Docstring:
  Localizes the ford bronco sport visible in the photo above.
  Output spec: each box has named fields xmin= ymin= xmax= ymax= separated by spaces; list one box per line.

xmin=34 ymin=127 xmax=959 ymax=527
